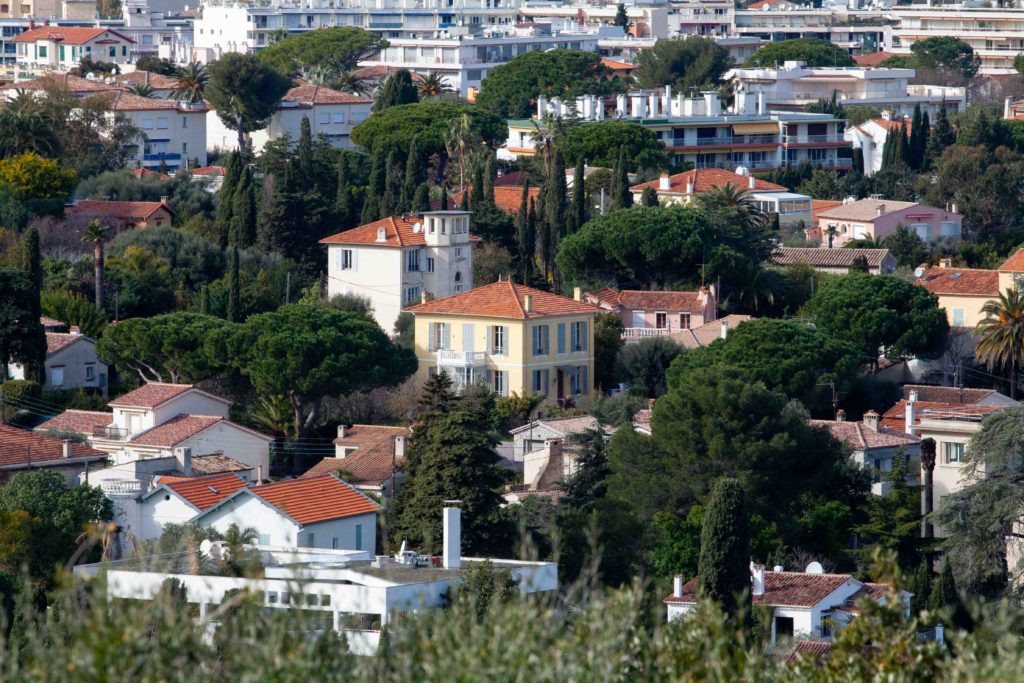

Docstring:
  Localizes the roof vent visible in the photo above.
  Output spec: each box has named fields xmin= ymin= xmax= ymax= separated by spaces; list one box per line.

xmin=207 ymin=485 xmax=219 ymax=494
xmin=413 ymin=221 xmax=422 ymax=233
xmin=376 ymin=227 xmax=387 ymax=242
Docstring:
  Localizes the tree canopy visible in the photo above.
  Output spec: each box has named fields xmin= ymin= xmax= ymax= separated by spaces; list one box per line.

xmin=257 ymin=26 xmax=386 ymax=75
xmin=206 ymin=53 xmax=293 ymax=150
xmin=697 ymin=478 xmax=750 ymax=617
xmin=350 ymin=101 xmax=507 ymax=158
xmin=633 ymin=36 xmax=731 ymax=91
xmin=744 ymin=38 xmax=855 ymax=68
xmin=475 ymin=49 xmax=626 ymax=118
xmin=909 ymin=37 xmax=980 ymax=80
xmin=97 ymin=313 xmax=231 ymax=384
xmin=805 ymin=274 xmax=950 ymax=360
xmin=0 ymin=268 xmax=45 ymax=374
xmin=562 ymin=121 xmax=668 ymax=172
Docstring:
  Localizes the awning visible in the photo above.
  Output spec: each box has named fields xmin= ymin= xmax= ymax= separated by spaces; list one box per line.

xmin=732 ymin=122 xmax=779 ymax=135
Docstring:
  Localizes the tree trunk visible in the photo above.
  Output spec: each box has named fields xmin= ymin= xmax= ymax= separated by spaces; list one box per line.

xmin=1011 ymin=358 xmax=1018 ymax=400
xmin=236 ymin=115 xmax=246 ymax=154
xmin=289 ymin=392 xmax=304 ymax=472
xmin=94 ymin=241 xmax=104 ymax=310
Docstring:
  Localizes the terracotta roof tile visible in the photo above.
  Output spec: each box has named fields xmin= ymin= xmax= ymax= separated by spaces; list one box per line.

xmin=785 ymin=640 xmax=835 ymax=664
xmin=453 ymin=186 xmax=540 ymax=215
xmin=998 ymin=247 xmax=1024 ymax=272
xmin=45 ymin=332 xmax=90 ymax=355
xmin=113 ymin=70 xmax=179 ymax=89
xmin=406 ymin=281 xmax=599 ymax=319
xmin=40 ymin=315 xmax=66 ymax=330
xmin=916 ymin=266 xmax=999 ymax=297
xmin=880 ymin=394 xmax=1012 ymax=430
xmin=67 ymin=199 xmax=171 ymax=221
xmin=853 ymin=51 xmax=895 ymax=66
xmin=812 ymin=199 xmax=842 ymax=220
xmin=13 ymin=27 xmax=134 ymax=44
xmin=600 ymin=57 xmax=635 ymax=71
xmin=128 ymin=414 xmax=223 ymax=448
xmin=133 ymin=167 xmax=171 ymax=180
xmin=494 ymin=171 xmax=528 ymax=187
xmin=14 ymin=73 xmax=117 ymax=92
xmin=108 ymin=382 xmax=194 ymax=409
xmin=35 ymin=409 xmax=111 ymax=436
xmin=190 ymin=165 xmax=227 ymax=176
xmin=771 ymin=247 xmax=892 ymax=269
xmin=251 ymin=475 xmax=380 ymax=524
xmin=283 ymin=82 xmax=372 ymax=105
xmin=631 ymin=169 xmax=787 ymax=194
xmin=817 ymin=198 xmax=921 ymax=221
xmin=665 ymin=571 xmax=854 ymax=608
xmin=162 ymin=472 xmax=249 ymax=510
xmin=0 ymin=424 xmax=106 ymax=467
xmin=99 ymin=91 xmax=194 ymax=112
xmin=673 ymin=314 xmax=752 ymax=349
xmin=585 ymin=288 xmax=704 ymax=311
xmin=302 ymin=424 xmax=410 ymax=485
xmin=188 ymin=453 xmax=254 ymax=475
xmin=320 ymin=213 xmax=473 ymax=248
xmin=810 ymin=419 xmax=919 ymax=450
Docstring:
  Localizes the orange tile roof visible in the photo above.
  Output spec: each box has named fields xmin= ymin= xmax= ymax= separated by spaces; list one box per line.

xmin=284 ymin=82 xmax=372 ymax=105
xmin=853 ymin=51 xmax=895 ymax=66
xmin=585 ymin=288 xmax=703 ymax=311
xmin=771 ymin=247 xmax=892 ymax=269
xmin=15 ymin=73 xmax=118 ymax=92
xmin=862 ymin=117 xmax=912 ymax=135
xmin=251 ymin=475 xmax=380 ymax=524
xmin=998 ymin=247 xmax=1024 ymax=272
xmin=916 ymin=266 xmax=999 ymax=297
xmin=809 ymin=418 xmax=919 ymax=450
xmin=452 ymin=186 xmax=540 ymax=215
xmin=45 ymin=332 xmax=90 ymax=355
xmin=406 ymin=281 xmax=600 ymax=319
xmin=35 ymin=409 xmax=111 ymax=436
xmin=665 ymin=571 xmax=854 ymax=608
xmin=133 ymin=167 xmax=171 ymax=180
xmin=102 ymin=91 xmax=192 ymax=111
xmin=320 ymin=213 xmax=466 ymax=248
xmin=13 ymin=27 xmax=134 ymax=44
xmin=0 ymin=424 xmax=106 ymax=467
xmin=673 ymin=314 xmax=752 ymax=349
xmin=302 ymin=424 xmax=410 ymax=485
xmin=494 ymin=171 xmax=528 ymax=187
xmin=902 ymin=384 xmax=1000 ymax=404
xmin=811 ymin=199 xmax=842 ymax=220
xmin=162 ymin=472 xmax=249 ymax=511
xmin=40 ymin=315 xmax=66 ymax=329
xmin=108 ymin=382 xmax=195 ymax=409
xmin=113 ymin=70 xmax=179 ymax=90
xmin=630 ymin=169 xmax=787 ymax=194
xmin=190 ymin=165 xmax=227 ymax=176
xmin=600 ymin=58 xmax=635 ymax=71
xmin=747 ymin=0 xmax=782 ymax=8
xmin=67 ymin=199 xmax=172 ymax=221
xmin=129 ymin=414 xmax=223 ymax=448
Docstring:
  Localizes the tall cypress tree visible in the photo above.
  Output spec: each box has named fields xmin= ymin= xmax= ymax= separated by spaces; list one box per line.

xmin=898 ymin=124 xmax=911 ymax=166
xmin=22 ymin=227 xmax=41 ymax=324
xmin=297 ymin=116 xmax=314 ymax=183
xmin=526 ymin=197 xmax=538 ymax=283
xmin=217 ymin=152 xmax=242 ymax=246
xmin=514 ymin=182 xmax=533 ymax=282
xmin=335 ymin=153 xmax=353 ymax=228
xmin=402 ymin=138 xmax=424 ymax=212
xmin=258 ymin=162 xmax=301 ymax=256
xmin=612 ymin=146 xmax=632 ymax=210
xmin=696 ymin=478 xmax=751 ymax=618
xmin=231 ymin=165 xmax=257 ymax=248
xmin=483 ymin=153 xmax=496 ymax=205
xmin=920 ymin=110 xmax=931 ymax=168
xmin=374 ymin=69 xmax=419 ymax=111
xmin=227 ymin=246 xmax=240 ymax=323
xmin=909 ymin=104 xmax=924 ymax=170
xmin=544 ymin=149 xmax=568 ymax=285
xmin=381 ymin=149 xmax=403 ymax=218
xmin=362 ymin=146 xmax=387 ymax=224
xmin=566 ymin=157 xmax=587 ymax=234
xmin=470 ymin=158 xmax=486 ymax=210
xmin=925 ymin=105 xmax=954 ymax=169
xmin=413 ymin=182 xmax=431 ymax=212
xmin=880 ymin=127 xmax=899 ymax=171
xmin=535 ymin=186 xmax=549 ymax=284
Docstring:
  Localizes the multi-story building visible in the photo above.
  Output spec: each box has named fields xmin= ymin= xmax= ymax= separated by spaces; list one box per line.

xmin=319 ymin=211 xmax=475 ymax=332
xmin=585 ymin=286 xmax=718 ymax=342
xmin=892 ymin=4 xmax=1024 ymax=75
xmin=193 ymin=0 xmax=520 ymax=61
xmin=406 ymin=281 xmax=598 ymax=403
xmin=816 ymin=198 xmax=961 ymax=248
xmin=13 ymin=25 xmax=135 ymax=74
xmin=915 ymin=248 xmax=1024 ymax=328
xmin=504 ymin=89 xmax=852 ymax=173
xmin=112 ymin=0 xmax=194 ymax=64
xmin=734 ymin=2 xmax=890 ymax=54
xmin=107 ymin=91 xmax=207 ymax=170
xmin=726 ymin=61 xmax=965 ymax=118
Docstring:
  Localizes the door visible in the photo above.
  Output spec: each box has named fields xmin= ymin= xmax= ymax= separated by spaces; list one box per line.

xmin=557 ymin=370 xmax=565 ymax=400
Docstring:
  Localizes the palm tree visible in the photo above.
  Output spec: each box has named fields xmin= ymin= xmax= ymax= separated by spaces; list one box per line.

xmin=83 ymin=220 xmax=108 ymax=310
xmin=171 ymin=62 xmax=209 ymax=105
xmin=418 ymin=72 xmax=451 ymax=98
xmin=975 ymin=288 xmax=1024 ymax=399
xmin=730 ymin=260 xmax=780 ymax=313
xmin=0 ymin=92 xmax=60 ymax=158
xmin=444 ymin=112 xmax=480 ymax=192
xmin=250 ymin=394 xmax=296 ymax=469
xmin=307 ymin=66 xmax=369 ymax=95
xmin=126 ymin=82 xmax=156 ymax=98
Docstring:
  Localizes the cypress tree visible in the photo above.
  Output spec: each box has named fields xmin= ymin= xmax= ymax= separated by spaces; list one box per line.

xmin=460 ymin=189 xmax=472 ymax=211
xmin=640 ymin=186 xmax=659 ymax=207
xmin=898 ymin=124 xmax=911 ymax=166
xmin=335 ymin=153 xmax=352 ymax=228
xmin=567 ymin=158 xmax=587 ymax=234
xmin=908 ymin=560 xmax=932 ymax=615
xmin=227 ymin=246 xmax=240 ymax=323
xmin=470 ymin=157 xmax=486 ymax=210
xmin=231 ymin=165 xmax=257 ymax=248
xmin=21 ymin=227 xmax=41 ymax=324
xmin=696 ymin=478 xmax=751 ymax=618
xmin=381 ymin=149 xmax=403 ymax=218
xmin=374 ymin=69 xmax=419 ymax=111
xmin=926 ymin=105 xmax=954 ymax=168
xmin=198 ymin=284 xmax=209 ymax=315
xmin=258 ymin=163 xmax=301 ymax=256
xmin=217 ymin=152 xmax=242 ymax=245
xmin=514 ymin=182 xmax=533 ymax=282
xmin=362 ymin=146 xmax=387 ymax=224
xmin=614 ymin=2 xmax=628 ymax=28
xmin=929 ymin=558 xmax=968 ymax=627
xmin=297 ymin=116 xmax=314 ymax=183
xmin=525 ymin=196 xmax=538 ymax=282
xmin=535 ymin=186 xmax=550 ymax=284
xmin=909 ymin=104 xmax=924 ymax=169
xmin=612 ymin=146 xmax=632 ymax=210
xmin=412 ymin=182 xmax=431 ymax=212
xmin=439 ymin=184 xmax=450 ymax=212
xmin=483 ymin=153 xmax=496 ymax=205
xmin=402 ymin=138 xmax=424 ymax=211
xmin=920 ymin=111 xmax=931 ymax=168
xmin=880 ymin=127 xmax=898 ymax=171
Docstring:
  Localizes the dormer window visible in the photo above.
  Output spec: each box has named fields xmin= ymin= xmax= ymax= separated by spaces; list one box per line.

xmin=376 ymin=227 xmax=387 ymax=242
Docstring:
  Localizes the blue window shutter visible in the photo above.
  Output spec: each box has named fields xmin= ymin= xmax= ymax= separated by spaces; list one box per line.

xmin=544 ymin=369 xmax=550 ymax=393
xmin=581 ymin=366 xmax=589 ymax=395
xmin=570 ymin=323 xmax=577 ymax=351
xmin=486 ymin=369 xmax=493 ymax=389
xmin=428 ymin=323 xmax=435 ymax=352
xmin=557 ymin=324 xmax=566 ymax=354
xmin=487 ymin=325 xmax=493 ymax=353
xmin=582 ymin=321 xmax=589 ymax=351
xmin=543 ymin=325 xmax=550 ymax=354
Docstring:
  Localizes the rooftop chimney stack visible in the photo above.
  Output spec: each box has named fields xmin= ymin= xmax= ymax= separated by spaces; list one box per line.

xmin=70 ymin=325 xmax=81 ymax=335
xmin=685 ymin=179 xmax=695 ymax=195
xmin=524 ymin=294 xmax=533 ymax=312
xmin=659 ymin=172 xmax=670 ymax=191
xmin=876 ymin=203 xmax=886 ymax=217
xmin=750 ymin=561 xmax=765 ymax=596
xmin=62 ymin=440 xmax=73 ymax=458
xmin=720 ymin=320 xmax=729 ymax=339
xmin=863 ymin=410 xmax=880 ymax=433
xmin=443 ymin=502 xmax=461 ymax=570
xmin=394 ymin=435 xmax=406 ymax=459
xmin=573 ymin=286 xmax=582 ymax=301
xmin=905 ymin=390 xmax=918 ymax=435
xmin=337 ymin=424 xmax=346 ymax=439
xmin=836 ymin=409 xmax=846 ymax=422
xmin=673 ymin=574 xmax=683 ymax=598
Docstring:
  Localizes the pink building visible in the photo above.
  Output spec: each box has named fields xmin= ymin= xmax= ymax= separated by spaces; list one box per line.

xmin=585 ymin=288 xmax=717 ymax=342
xmin=815 ymin=198 xmax=962 ymax=247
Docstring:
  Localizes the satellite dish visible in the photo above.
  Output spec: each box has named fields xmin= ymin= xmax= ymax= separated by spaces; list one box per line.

xmin=85 ymin=72 xmax=96 ymax=80
xmin=805 ymin=561 xmax=824 ymax=575
xmin=913 ymin=266 xmax=925 ymax=278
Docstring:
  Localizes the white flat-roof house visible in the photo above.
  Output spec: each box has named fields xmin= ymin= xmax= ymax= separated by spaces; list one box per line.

xmin=13 ymin=26 xmax=134 ymax=74
xmin=319 ymin=211 xmax=475 ymax=332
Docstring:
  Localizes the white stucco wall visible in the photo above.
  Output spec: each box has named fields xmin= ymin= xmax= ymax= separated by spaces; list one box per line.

xmin=197 ymin=493 xmax=299 ymax=546
xmin=179 ymin=423 xmax=270 ymax=474
xmin=326 ymin=244 xmax=404 ymax=332
xmin=302 ymin=512 xmax=378 ymax=552
xmin=139 ymin=492 xmax=199 ymax=540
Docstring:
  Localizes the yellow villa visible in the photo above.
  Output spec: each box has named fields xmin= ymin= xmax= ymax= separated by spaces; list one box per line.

xmin=916 ymin=249 xmax=1024 ymax=328
xmin=405 ymin=281 xmax=599 ymax=405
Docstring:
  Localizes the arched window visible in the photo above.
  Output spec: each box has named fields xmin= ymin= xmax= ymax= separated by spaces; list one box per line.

xmin=454 ymin=271 xmax=462 ymax=282
xmin=454 ymin=271 xmax=463 ymax=292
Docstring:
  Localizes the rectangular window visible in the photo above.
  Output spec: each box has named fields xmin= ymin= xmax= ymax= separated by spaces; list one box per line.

xmin=570 ymin=321 xmax=587 ymax=352
xmin=38 ymin=45 xmax=46 ymax=58
xmin=952 ymin=308 xmax=965 ymax=327
xmin=141 ymin=117 xmax=153 ymax=130
xmin=431 ymin=322 xmax=451 ymax=351
xmin=319 ymin=112 xmax=330 ymax=124
xmin=490 ymin=325 xmax=507 ymax=355
xmin=355 ymin=524 xmax=363 ymax=550
xmin=492 ymin=370 xmax=507 ymax=396
xmin=775 ymin=616 xmax=794 ymax=641
xmin=85 ymin=365 xmax=95 ymax=381
xmin=944 ymin=442 xmax=964 ymax=464
xmin=406 ymin=249 xmax=420 ymax=272
xmin=454 ymin=247 xmax=463 ymax=258
xmin=181 ymin=116 xmax=187 ymax=128
xmin=258 ymin=533 xmax=270 ymax=545
xmin=109 ymin=46 xmax=116 ymax=58
xmin=50 ymin=367 xmax=64 ymax=387
xmin=332 ymin=537 xmax=339 ymax=549
xmin=404 ymin=287 xmax=420 ymax=305
xmin=680 ymin=313 xmax=691 ymax=329
xmin=267 ymin=591 xmax=278 ymax=604
xmin=532 ymin=325 xmax=549 ymax=355
xmin=532 ymin=368 xmax=549 ymax=393
xmin=333 ymin=112 xmax=346 ymax=124
xmin=121 ymin=45 xmax=127 ymax=56
xmin=156 ymin=117 xmax=168 ymax=129
xmin=940 ymin=221 xmax=959 ymax=237
xmin=59 ymin=45 xmax=64 ymax=60
xmin=655 ymin=312 xmax=668 ymax=329
xmin=339 ymin=249 xmax=355 ymax=270
xmin=426 ymin=257 xmax=435 ymax=273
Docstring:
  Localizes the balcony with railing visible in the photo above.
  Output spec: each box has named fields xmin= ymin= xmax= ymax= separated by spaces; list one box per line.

xmin=669 ymin=134 xmax=780 ymax=148
xmin=93 ymin=425 xmax=129 ymax=441
xmin=782 ymin=134 xmax=846 ymax=144
xmin=622 ymin=327 xmax=675 ymax=341
xmin=436 ymin=350 xmax=487 ymax=366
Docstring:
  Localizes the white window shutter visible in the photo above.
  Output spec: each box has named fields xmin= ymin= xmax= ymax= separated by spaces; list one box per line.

xmin=351 ymin=249 xmax=358 ymax=271
xmin=443 ymin=324 xmax=451 ymax=350
xmin=502 ymin=326 xmax=509 ymax=354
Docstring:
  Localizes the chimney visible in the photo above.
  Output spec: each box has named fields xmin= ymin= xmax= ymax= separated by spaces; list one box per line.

xmin=673 ymin=574 xmax=683 ymax=598
xmin=905 ymin=390 xmax=918 ymax=435
xmin=545 ymin=438 xmax=562 ymax=461
xmin=685 ymin=179 xmax=695 ymax=195
xmin=750 ymin=561 xmax=765 ymax=597
xmin=62 ymin=440 xmax=73 ymax=458
xmin=394 ymin=434 xmax=406 ymax=459
xmin=773 ymin=565 xmax=784 ymax=572
xmin=863 ymin=410 xmax=879 ymax=433
xmin=659 ymin=172 xmax=670 ymax=191
xmin=256 ymin=464 xmax=263 ymax=485
xmin=836 ymin=409 xmax=846 ymax=421
xmin=175 ymin=446 xmax=192 ymax=474
xmin=748 ymin=175 xmax=756 ymax=190
xmin=720 ymin=320 xmax=729 ymax=339
xmin=950 ymin=202 xmax=958 ymax=215
xmin=573 ymin=287 xmax=582 ymax=301
xmin=337 ymin=424 xmax=346 ymax=439
xmin=1005 ymin=96 xmax=1013 ymax=120
xmin=420 ymin=291 xmax=433 ymax=304
xmin=443 ymin=502 xmax=461 ymax=570
xmin=920 ymin=438 xmax=936 ymax=538
xmin=69 ymin=325 xmax=81 ymax=335
xmin=876 ymin=203 xmax=886 ymax=217
xmin=524 ymin=294 xmax=533 ymax=312
xmin=159 ymin=195 xmax=169 ymax=205
xmin=939 ymin=258 xmax=952 ymax=269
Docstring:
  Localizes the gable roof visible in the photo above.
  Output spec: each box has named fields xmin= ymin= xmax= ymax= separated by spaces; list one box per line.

xmin=494 ymin=170 xmax=528 ymax=187
xmin=998 ymin=247 xmax=1024 ymax=272
xmin=666 ymin=571 xmax=855 ymax=608
xmin=128 ymin=414 xmax=223 ymax=448
xmin=771 ymin=247 xmax=892 ymax=269
xmin=319 ymin=213 xmax=469 ymax=248
xmin=302 ymin=424 xmax=410 ymax=485
xmin=673 ymin=314 xmax=752 ymax=349
xmin=452 ymin=186 xmax=540 ymax=215
xmin=283 ymin=82 xmax=372 ymax=106
xmin=113 ymin=70 xmax=179 ymax=90
xmin=916 ymin=266 xmax=999 ymax=297
xmin=34 ymin=409 xmax=111 ymax=436
xmin=67 ymin=199 xmax=172 ymax=221
xmin=854 ymin=51 xmax=895 ymax=67
xmin=108 ymin=382 xmax=229 ymax=409
xmin=585 ymin=288 xmax=705 ymax=311
xmin=0 ymin=424 xmax=106 ymax=468
xmin=817 ymin=198 xmax=922 ymax=221
xmin=190 ymin=165 xmax=227 ymax=177
xmin=810 ymin=418 xmax=920 ymax=450
xmin=510 ymin=415 xmax=601 ymax=437
xmin=14 ymin=72 xmax=118 ymax=93
xmin=153 ymin=472 xmax=249 ymax=511
xmin=406 ymin=281 xmax=599 ymax=319
xmin=249 ymin=475 xmax=380 ymax=525
xmin=45 ymin=331 xmax=92 ymax=356
xmin=13 ymin=27 xmax=134 ymax=45
xmin=104 ymin=91 xmax=191 ymax=112
xmin=902 ymin=384 xmax=1002 ymax=405
xmin=812 ymin=199 xmax=843 ymax=220
xmin=630 ymin=169 xmax=787 ymax=195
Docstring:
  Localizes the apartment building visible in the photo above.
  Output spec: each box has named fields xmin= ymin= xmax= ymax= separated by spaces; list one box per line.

xmin=726 ymin=61 xmax=965 ymax=118
xmin=892 ymin=4 xmax=1024 ymax=75
xmin=734 ymin=2 xmax=889 ymax=53
xmin=13 ymin=26 xmax=134 ymax=73
xmin=114 ymin=0 xmax=194 ymax=63
xmin=505 ymin=89 xmax=852 ymax=173
xmin=108 ymin=91 xmax=207 ymax=170
xmin=406 ymin=281 xmax=598 ymax=403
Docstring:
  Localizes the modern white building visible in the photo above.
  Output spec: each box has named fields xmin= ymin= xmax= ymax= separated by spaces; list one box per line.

xmin=726 ymin=61 xmax=965 ymax=118
xmin=13 ymin=26 xmax=135 ymax=74
xmin=74 ymin=505 xmax=558 ymax=656
xmin=115 ymin=0 xmax=194 ymax=64
xmin=734 ymin=2 xmax=890 ymax=54
xmin=320 ymin=211 xmax=475 ymax=332
xmin=892 ymin=4 xmax=1024 ymax=75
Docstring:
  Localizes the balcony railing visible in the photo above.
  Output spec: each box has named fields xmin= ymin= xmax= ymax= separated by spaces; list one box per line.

xmin=671 ymin=134 xmax=779 ymax=147
xmin=783 ymin=134 xmax=845 ymax=144
xmin=437 ymin=350 xmax=487 ymax=366
xmin=622 ymin=327 xmax=675 ymax=341
xmin=93 ymin=425 xmax=129 ymax=441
